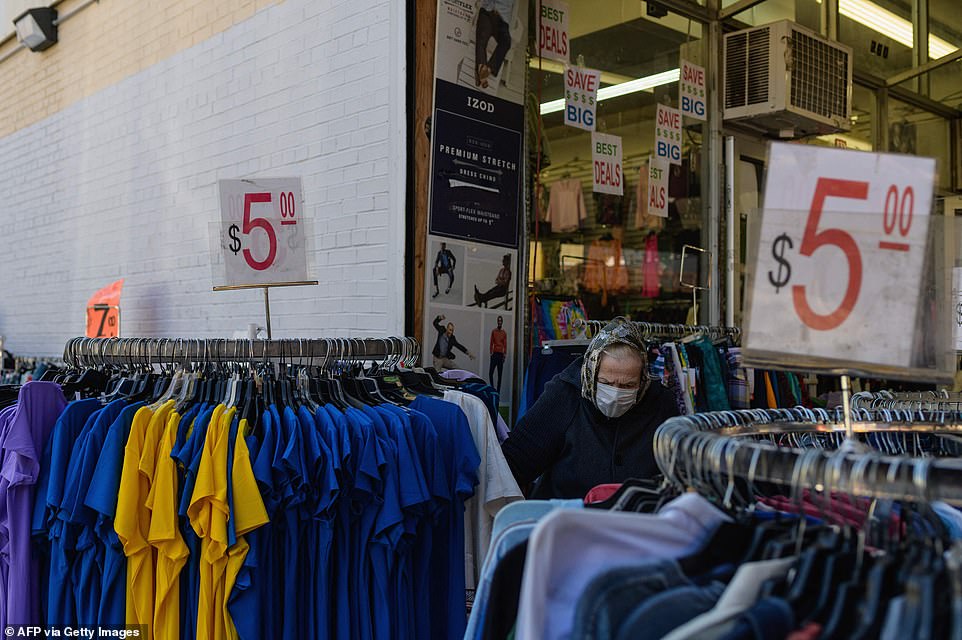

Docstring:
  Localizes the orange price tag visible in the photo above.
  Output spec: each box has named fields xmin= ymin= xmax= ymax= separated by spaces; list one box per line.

xmin=86 ymin=279 xmax=123 ymax=338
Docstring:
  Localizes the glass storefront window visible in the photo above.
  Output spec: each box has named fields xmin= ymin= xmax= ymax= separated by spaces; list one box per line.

xmin=927 ymin=63 xmax=962 ymax=110
xmin=529 ymin=3 xmax=705 ymax=323
xmin=887 ymin=97 xmax=951 ymax=192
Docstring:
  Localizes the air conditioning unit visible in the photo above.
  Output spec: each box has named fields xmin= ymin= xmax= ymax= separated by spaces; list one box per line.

xmin=724 ymin=20 xmax=852 ymax=138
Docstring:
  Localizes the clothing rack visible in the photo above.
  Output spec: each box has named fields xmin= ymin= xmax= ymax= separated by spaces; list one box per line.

xmin=654 ymin=409 xmax=962 ymax=507
xmin=61 ymin=336 xmax=421 ymax=367
xmin=540 ymin=320 xmax=741 ymax=353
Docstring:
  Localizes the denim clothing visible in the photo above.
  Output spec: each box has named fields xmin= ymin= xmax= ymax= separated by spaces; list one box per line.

xmin=614 ymin=581 xmax=726 ymax=640
xmin=717 ymin=597 xmax=796 ymax=640
xmin=572 ymin=560 xmax=691 ymax=640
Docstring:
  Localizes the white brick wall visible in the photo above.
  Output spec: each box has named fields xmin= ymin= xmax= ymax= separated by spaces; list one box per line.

xmin=0 ymin=0 xmax=407 ymax=357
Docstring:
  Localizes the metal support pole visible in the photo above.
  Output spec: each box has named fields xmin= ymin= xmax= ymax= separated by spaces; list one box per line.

xmin=912 ymin=0 xmax=930 ymax=96
xmin=705 ymin=3 xmax=720 ymax=326
xmin=876 ymin=87 xmax=890 ymax=151
xmin=725 ymin=136 xmax=736 ymax=327
xmin=263 ymin=287 xmax=272 ymax=340
xmin=841 ymin=374 xmax=854 ymax=440
xmin=821 ymin=0 xmax=838 ymax=40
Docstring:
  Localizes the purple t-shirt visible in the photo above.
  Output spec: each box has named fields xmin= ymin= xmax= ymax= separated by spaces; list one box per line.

xmin=0 ymin=381 xmax=68 ymax=627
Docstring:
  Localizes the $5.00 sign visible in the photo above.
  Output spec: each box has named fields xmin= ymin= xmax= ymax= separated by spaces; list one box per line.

xmin=745 ymin=143 xmax=935 ymax=371
xmin=217 ymin=178 xmax=309 ymax=286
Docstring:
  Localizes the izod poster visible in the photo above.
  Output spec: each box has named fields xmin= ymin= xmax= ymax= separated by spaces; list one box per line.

xmin=538 ymin=0 xmax=569 ymax=63
xmin=592 ymin=132 xmax=623 ymax=196
xmin=655 ymin=104 xmax=683 ymax=165
xmin=428 ymin=0 xmax=529 ymax=248
xmin=424 ymin=0 xmax=529 ymax=414
xmin=564 ymin=65 xmax=600 ymax=131
xmin=647 ymin=156 xmax=669 ymax=217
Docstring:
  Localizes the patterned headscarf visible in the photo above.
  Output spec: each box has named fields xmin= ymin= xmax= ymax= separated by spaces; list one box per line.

xmin=581 ymin=317 xmax=650 ymax=405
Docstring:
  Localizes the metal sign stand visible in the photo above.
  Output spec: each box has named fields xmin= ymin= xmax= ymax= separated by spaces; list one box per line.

xmin=213 ymin=280 xmax=318 ymax=339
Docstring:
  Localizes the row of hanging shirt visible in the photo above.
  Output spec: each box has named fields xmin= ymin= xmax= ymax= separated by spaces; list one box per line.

xmin=466 ymin=408 xmax=962 ymax=640
xmin=525 ymin=325 xmax=808 ymax=419
xmin=0 ymin=340 xmax=523 ymax=640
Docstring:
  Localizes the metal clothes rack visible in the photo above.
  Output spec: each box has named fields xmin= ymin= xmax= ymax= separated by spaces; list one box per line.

xmin=61 ymin=336 xmax=421 ymax=368
xmin=654 ymin=410 xmax=962 ymax=507
xmin=540 ymin=320 xmax=741 ymax=352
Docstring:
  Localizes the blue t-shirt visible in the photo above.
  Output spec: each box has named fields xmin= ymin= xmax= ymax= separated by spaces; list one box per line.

xmin=410 ymin=395 xmax=481 ymax=640
xmin=321 ymin=404 xmax=358 ymax=640
xmin=359 ymin=405 xmax=404 ymax=640
xmin=297 ymin=405 xmax=337 ymax=640
xmin=84 ymin=402 xmax=144 ymax=625
xmin=375 ymin=405 xmax=431 ymax=640
xmin=380 ymin=404 xmax=445 ymax=640
xmin=343 ymin=406 xmax=384 ymax=640
xmin=31 ymin=399 xmax=102 ymax=625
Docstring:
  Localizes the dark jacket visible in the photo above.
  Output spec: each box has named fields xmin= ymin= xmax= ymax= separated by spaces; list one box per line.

xmin=501 ymin=357 xmax=679 ymax=499
xmin=432 ymin=316 xmax=469 ymax=359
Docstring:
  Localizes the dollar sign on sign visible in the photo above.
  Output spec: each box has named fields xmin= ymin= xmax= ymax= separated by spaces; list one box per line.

xmin=228 ymin=224 xmax=242 ymax=255
xmin=768 ymin=233 xmax=793 ymax=293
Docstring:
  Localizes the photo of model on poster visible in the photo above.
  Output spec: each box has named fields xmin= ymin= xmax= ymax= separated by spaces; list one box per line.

xmin=429 ymin=239 xmax=465 ymax=303
xmin=480 ymin=312 xmax=513 ymax=405
xmin=468 ymin=253 xmax=513 ymax=310
xmin=434 ymin=0 xmax=528 ymax=104
xmin=428 ymin=307 xmax=481 ymax=373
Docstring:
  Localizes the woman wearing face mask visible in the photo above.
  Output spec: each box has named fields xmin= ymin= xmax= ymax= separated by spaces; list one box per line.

xmin=501 ymin=317 xmax=678 ymax=499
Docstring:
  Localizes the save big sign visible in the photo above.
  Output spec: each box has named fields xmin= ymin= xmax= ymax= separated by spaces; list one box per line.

xmin=680 ymin=60 xmax=707 ymax=121
xmin=592 ymin=132 xmax=623 ymax=196
xmin=655 ymin=104 xmax=682 ymax=166
xmin=564 ymin=65 xmax=600 ymax=131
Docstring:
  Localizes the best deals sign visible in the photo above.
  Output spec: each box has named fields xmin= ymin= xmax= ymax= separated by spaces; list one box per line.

xmin=539 ymin=0 xmax=569 ymax=63
xmin=564 ymin=65 xmax=600 ymax=131
xmin=655 ymin=104 xmax=682 ymax=165
xmin=647 ymin=156 xmax=669 ymax=217
xmin=592 ymin=132 xmax=623 ymax=196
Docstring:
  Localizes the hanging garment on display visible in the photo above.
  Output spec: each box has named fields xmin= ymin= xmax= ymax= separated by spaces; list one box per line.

xmin=583 ymin=238 xmax=629 ymax=296
xmin=545 ymin=178 xmax=587 ymax=232
xmin=593 ymin=191 xmax=629 ymax=227
xmin=10 ymin=336 xmax=520 ymax=640
xmin=641 ymin=233 xmax=661 ymax=299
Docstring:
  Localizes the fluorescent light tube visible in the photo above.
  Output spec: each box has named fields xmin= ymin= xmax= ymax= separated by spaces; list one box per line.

xmin=540 ymin=68 xmax=681 ymax=115
xmin=837 ymin=0 xmax=957 ymax=58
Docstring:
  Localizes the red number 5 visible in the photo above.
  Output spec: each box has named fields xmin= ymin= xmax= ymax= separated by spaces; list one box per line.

xmin=243 ymin=192 xmax=277 ymax=271
xmin=792 ymin=178 xmax=868 ymax=331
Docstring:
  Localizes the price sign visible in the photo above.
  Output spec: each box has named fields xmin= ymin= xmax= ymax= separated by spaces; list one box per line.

xmin=217 ymin=178 xmax=309 ymax=286
xmin=745 ymin=143 xmax=936 ymax=374
xmin=86 ymin=279 xmax=123 ymax=338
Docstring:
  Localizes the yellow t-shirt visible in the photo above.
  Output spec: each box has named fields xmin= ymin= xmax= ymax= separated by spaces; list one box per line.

xmin=147 ymin=411 xmax=189 ymax=640
xmin=188 ymin=405 xmax=233 ymax=640
xmin=223 ymin=418 xmax=269 ymax=639
xmin=115 ymin=400 xmax=174 ymax=640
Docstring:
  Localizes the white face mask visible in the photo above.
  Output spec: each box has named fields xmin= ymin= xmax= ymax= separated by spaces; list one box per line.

xmin=594 ymin=382 xmax=639 ymax=418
